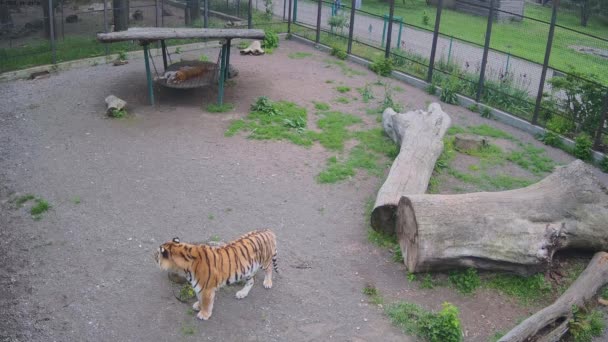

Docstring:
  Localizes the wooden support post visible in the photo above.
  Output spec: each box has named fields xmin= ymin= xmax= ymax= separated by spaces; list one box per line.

xmin=218 ymin=43 xmax=227 ymax=105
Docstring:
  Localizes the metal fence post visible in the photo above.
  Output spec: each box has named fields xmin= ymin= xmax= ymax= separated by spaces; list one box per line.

xmin=532 ymin=0 xmax=559 ymax=125
xmin=288 ymin=0 xmax=292 ymax=33
xmin=476 ymin=0 xmax=495 ymax=103
xmin=248 ymin=0 xmax=252 ymax=28
xmin=347 ymin=0 xmax=356 ymax=53
xmin=427 ymin=0 xmax=442 ymax=83
xmin=293 ymin=0 xmax=298 ymax=22
xmin=594 ymin=91 xmax=608 ymax=150
xmin=155 ymin=0 xmax=159 ymax=27
xmin=49 ymin=0 xmax=56 ymax=64
xmin=384 ymin=0 xmax=395 ymax=59
xmin=316 ymin=0 xmax=322 ymax=43
xmin=204 ymin=0 xmax=209 ymax=28
xmin=162 ymin=0 xmax=165 ymax=27
xmin=103 ymin=0 xmax=109 ymax=56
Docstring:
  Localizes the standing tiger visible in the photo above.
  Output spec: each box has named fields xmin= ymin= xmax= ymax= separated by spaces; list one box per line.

xmin=154 ymin=229 xmax=278 ymax=320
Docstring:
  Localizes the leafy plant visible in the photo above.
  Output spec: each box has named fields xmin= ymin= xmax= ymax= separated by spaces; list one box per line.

xmin=481 ymin=107 xmax=492 ymax=119
xmin=485 ymin=273 xmax=552 ymax=304
xmin=109 ymin=108 xmax=127 ymax=118
xmin=448 ymin=268 xmax=481 ymax=295
xmin=370 ymin=58 xmax=393 ymax=77
xmin=330 ymin=47 xmax=347 ymax=60
xmin=358 ymin=84 xmax=375 ymax=103
xmin=422 ymin=11 xmax=430 ymax=26
xmin=386 ymin=301 xmax=463 ymax=342
xmin=440 ymin=77 xmax=459 ymax=104
xmin=425 ymin=83 xmax=437 ymax=95
xmin=382 ymin=84 xmax=403 ymax=112
xmin=283 ymin=116 xmax=306 ymax=133
xmin=178 ymin=284 xmax=196 ymax=302
xmin=568 ymin=306 xmax=604 ymax=342
xmin=263 ymin=30 xmax=279 ymax=52
xmin=336 ymin=86 xmax=351 ymax=93
xmin=468 ymin=104 xmax=479 ymax=112
xmin=600 ymin=156 xmax=608 ymax=173
xmin=420 ymin=274 xmax=435 ymax=289
xmin=199 ymin=54 xmax=209 ymax=62
xmin=574 ymin=134 xmax=593 ymax=161
xmin=313 ymin=101 xmax=330 ymax=111
xmin=251 ymin=96 xmax=277 ymax=115
xmin=117 ymin=50 xmax=128 ymax=61
xmin=174 ymin=47 xmax=182 ymax=54
xmin=328 ymin=14 xmax=349 ymax=34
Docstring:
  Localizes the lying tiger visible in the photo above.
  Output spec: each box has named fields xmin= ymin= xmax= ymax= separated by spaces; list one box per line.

xmin=155 ymin=229 xmax=278 ymax=320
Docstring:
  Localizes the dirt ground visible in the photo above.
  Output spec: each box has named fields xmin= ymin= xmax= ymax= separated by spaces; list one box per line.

xmin=1 ymin=39 xmax=607 ymax=342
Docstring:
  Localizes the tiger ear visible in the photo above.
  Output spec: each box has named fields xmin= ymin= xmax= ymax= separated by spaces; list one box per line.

xmin=172 ymin=237 xmax=180 ymax=243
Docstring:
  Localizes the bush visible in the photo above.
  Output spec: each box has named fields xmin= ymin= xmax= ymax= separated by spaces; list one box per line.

xmin=419 ymin=303 xmax=463 ymax=342
xmin=330 ymin=47 xmax=348 ymax=60
xmin=448 ymin=268 xmax=480 ymax=295
xmin=569 ymin=306 xmax=605 ymax=342
xmin=263 ymin=30 xmax=279 ymax=51
xmin=440 ymin=77 xmax=459 ymax=105
xmin=425 ymin=84 xmax=437 ymax=95
xmin=600 ymin=156 xmax=608 ymax=173
xmin=574 ymin=134 xmax=593 ymax=161
xmin=370 ymin=58 xmax=393 ymax=77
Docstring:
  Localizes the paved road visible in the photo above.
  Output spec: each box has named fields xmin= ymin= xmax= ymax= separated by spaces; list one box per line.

xmin=257 ymin=0 xmax=553 ymax=97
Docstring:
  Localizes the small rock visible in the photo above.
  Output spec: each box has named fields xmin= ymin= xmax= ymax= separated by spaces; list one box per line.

xmin=29 ymin=71 xmax=50 ymax=80
xmin=105 ymin=95 xmax=127 ymax=114
xmin=454 ymin=133 xmax=488 ymax=152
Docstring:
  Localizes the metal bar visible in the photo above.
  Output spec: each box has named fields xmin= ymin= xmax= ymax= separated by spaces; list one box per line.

xmin=283 ymin=0 xmax=287 ymax=21
xmin=224 ymin=39 xmax=231 ymax=81
xmin=218 ymin=43 xmax=227 ymax=105
xmin=532 ymin=0 xmax=559 ymax=125
xmin=287 ymin=0 xmax=292 ymax=33
xmin=447 ymin=36 xmax=452 ymax=64
xmin=103 ymin=0 xmax=109 ymax=56
xmin=385 ymin=0 xmax=395 ymax=59
xmin=161 ymin=40 xmax=168 ymax=70
xmin=155 ymin=0 xmax=159 ymax=27
xmin=162 ymin=0 xmax=165 ymax=27
xmin=143 ymin=44 xmax=155 ymax=106
xmin=505 ymin=52 xmax=510 ymax=75
xmin=60 ymin=0 xmax=64 ymax=40
xmin=347 ymin=0 xmax=356 ymax=53
xmin=427 ymin=0 xmax=442 ymax=82
xmin=204 ymin=0 xmax=209 ymax=28
xmin=476 ymin=0 xmax=495 ymax=103
xmin=316 ymin=0 xmax=322 ymax=44
xmin=381 ymin=16 xmax=387 ymax=48
xmin=293 ymin=0 xmax=298 ymax=22
xmin=49 ymin=0 xmax=56 ymax=64
xmin=248 ymin=0 xmax=252 ymax=28
xmin=594 ymin=91 xmax=608 ymax=150
xmin=396 ymin=19 xmax=402 ymax=49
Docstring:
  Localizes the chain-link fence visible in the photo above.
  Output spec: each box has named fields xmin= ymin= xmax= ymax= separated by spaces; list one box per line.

xmin=0 ymin=0 xmax=287 ymax=72
xmin=284 ymin=0 xmax=608 ymax=153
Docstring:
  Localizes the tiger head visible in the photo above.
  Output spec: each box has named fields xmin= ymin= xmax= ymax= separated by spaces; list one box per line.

xmin=155 ymin=237 xmax=191 ymax=271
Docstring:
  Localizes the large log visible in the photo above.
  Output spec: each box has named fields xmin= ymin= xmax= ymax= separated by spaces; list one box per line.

xmin=97 ymin=27 xmax=265 ymax=43
xmin=370 ymin=103 xmax=451 ymax=235
xmin=395 ymin=160 xmax=608 ymax=275
xmin=499 ymin=252 xmax=608 ymax=342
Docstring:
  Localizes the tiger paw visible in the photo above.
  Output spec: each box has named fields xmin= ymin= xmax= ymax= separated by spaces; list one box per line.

xmin=263 ymin=279 xmax=272 ymax=289
xmin=197 ymin=311 xmax=211 ymax=320
xmin=235 ymin=290 xmax=249 ymax=299
xmin=192 ymin=301 xmax=200 ymax=311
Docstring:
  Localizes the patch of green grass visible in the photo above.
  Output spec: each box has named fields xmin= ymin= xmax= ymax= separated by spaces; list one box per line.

xmin=109 ymin=108 xmax=128 ymax=118
xmin=177 ymin=284 xmax=196 ymax=302
xmin=393 ymin=86 xmax=404 ymax=92
xmin=335 ymin=97 xmax=350 ymax=104
xmin=506 ymin=144 xmax=555 ymax=175
xmin=420 ymin=274 xmax=436 ymax=289
xmin=466 ymin=124 xmax=515 ymax=140
xmin=448 ymin=168 xmax=534 ymax=191
xmin=357 ymin=84 xmax=375 ymax=103
xmin=206 ymin=103 xmax=234 ymax=113
xmin=485 ymin=273 xmax=552 ymax=305
xmin=363 ymin=284 xmax=384 ymax=305
xmin=325 ymin=79 xmax=335 ymax=84
xmin=317 ymin=156 xmax=355 ymax=183
xmin=313 ymin=111 xmax=361 ymax=150
xmin=448 ymin=268 xmax=481 ymax=295
xmin=386 ymin=302 xmax=463 ymax=342
xmin=336 ymin=86 xmax=351 ymax=93
xmin=602 ymin=287 xmax=608 ymax=300
xmin=324 ymin=58 xmax=366 ymax=77
xmin=489 ymin=331 xmax=506 ymax=342
xmin=14 ymin=194 xmax=35 ymax=206
xmin=225 ymin=97 xmax=312 ymax=146
xmin=209 ymin=235 xmax=221 ymax=242
xmin=313 ymin=101 xmax=330 ymax=111
xmin=428 ymin=138 xmax=456 ymax=193
xmin=30 ymin=199 xmax=50 ymax=216
xmin=288 ymin=51 xmax=313 ymax=59
xmin=353 ymin=129 xmax=400 ymax=159
xmin=181 ymin=323 xmax=196 ymax=336
xmin=208 ymin=214 xmax=214 ymax=220
xmin=71 ymin=196 xmax=81 ymax=204
xmin=569 ymin=306 xmax=605 ymax=342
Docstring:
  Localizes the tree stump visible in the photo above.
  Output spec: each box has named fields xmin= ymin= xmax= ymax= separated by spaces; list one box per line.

xmin=395 ymin=160 xmax=608 ymax=275
xmin=453 ymin=133 xmax=488 ymax=152
xmin=370 ymin=103 xmax=451 ymax=235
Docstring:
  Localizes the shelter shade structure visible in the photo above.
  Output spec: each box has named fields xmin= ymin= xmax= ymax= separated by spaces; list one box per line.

xmin=96 ymin=27 xmax=266 ymax=106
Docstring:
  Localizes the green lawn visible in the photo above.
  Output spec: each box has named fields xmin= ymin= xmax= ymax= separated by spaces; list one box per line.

xmin=358 ymin=0 xmax=608 ymax=84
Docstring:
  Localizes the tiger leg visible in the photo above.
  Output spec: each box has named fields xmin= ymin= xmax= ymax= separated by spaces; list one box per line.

xmin=196 ymin=288 xmax=216 ymax=320
xmin=263 ymin=265 xmax=273 ymax=289
xmin=235 ymin=277 xmax=254 ymax=299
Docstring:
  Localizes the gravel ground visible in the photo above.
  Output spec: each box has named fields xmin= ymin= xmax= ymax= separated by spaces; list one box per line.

xmin=1 ymin=39 xmax=606 ymax=342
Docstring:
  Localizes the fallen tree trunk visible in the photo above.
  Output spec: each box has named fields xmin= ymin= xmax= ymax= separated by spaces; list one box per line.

xmin=498 ymin=252 xmax=608 ymax=342
xmin=370 ymin=103 xmax=451 ymax=235
xmin=395 ymin=160 xmax=608 ymax=275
